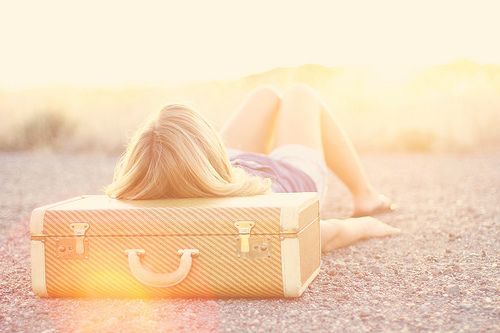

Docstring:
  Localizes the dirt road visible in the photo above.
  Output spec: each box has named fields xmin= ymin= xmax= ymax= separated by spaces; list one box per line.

xmin=0 ymin=151 xmax=498 ymax=332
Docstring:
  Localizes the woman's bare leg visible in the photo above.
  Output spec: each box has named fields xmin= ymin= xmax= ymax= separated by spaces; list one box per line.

xmin=321 ymin=217 xmax=401 ymax=252
xmin=319 ymin=95 xmax=394 ymax=217
xmin=219 ymin=86 xmax=281 ymax=154
xmin=273 ymin=84 xmax=394 ymax=217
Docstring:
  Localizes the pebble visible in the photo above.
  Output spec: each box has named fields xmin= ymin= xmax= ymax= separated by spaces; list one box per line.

xmin=425 ymin=255 xmax=438 ymax=262
xmin=446 ymin=285 xmax=460 ymax=296
xmin=327 ymin=270 xmax=337 ymax=276
xmin=354 ymin=271 xmax=365 ymax=278
xmin=460 ymin=303 xmax=473 ymax=310
xmin=359 ymin=311 xmax=370 ymax=318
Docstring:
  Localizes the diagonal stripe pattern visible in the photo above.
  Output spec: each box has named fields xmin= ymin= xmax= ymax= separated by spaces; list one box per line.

xmin=45 ymin=234 xmax=283 ymax=298
xmin=42 ymin=204 xmax=285 ymax=297
xmin=44 ymin=206 xmax=281 ymax=237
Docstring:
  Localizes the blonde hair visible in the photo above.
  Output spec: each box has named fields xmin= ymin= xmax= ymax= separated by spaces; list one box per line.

xmin=105 ymin=104 xmax=272 ymax=200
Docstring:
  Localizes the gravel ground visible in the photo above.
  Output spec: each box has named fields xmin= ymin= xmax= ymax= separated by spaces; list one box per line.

xmin=0 ymin=151 xmax=499 ymax=332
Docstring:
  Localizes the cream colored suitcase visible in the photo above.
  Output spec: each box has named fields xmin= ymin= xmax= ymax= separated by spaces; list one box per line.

xmin=30 ymin=192 xmax=321 ymax=298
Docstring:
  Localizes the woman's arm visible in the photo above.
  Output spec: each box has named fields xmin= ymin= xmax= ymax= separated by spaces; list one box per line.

xmin=320 ymin=217 xmax=401 ymax=252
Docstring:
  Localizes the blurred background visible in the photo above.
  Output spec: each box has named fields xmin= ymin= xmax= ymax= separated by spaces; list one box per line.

xmin=1 ymin=0 xmax=499 ymax=154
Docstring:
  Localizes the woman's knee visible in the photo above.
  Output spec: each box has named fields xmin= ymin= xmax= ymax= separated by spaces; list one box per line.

xmin=282 ymin=84 xmax=323 ymax=114
xmin=249 ymin=85 xmax=282 ymax=106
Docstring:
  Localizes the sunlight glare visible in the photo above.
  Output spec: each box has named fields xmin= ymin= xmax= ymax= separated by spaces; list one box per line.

xmin=0 ymin=0 xmax=499 ymax=87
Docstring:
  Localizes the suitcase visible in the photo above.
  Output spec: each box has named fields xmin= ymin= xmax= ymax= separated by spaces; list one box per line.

xmin=30 ymin=192 xmax=321 ymax=298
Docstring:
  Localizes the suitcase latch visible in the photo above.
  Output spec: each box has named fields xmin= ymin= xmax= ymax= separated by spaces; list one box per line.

xmin=234 ymin=221 xmax=272 ymax=259
xmin=70 ymin=223 xmax=90 ymax=255
xmin=55 ymin=223 xmax=90 ymax=259
xmin=234 ymin=221 xmax=254 ymax=254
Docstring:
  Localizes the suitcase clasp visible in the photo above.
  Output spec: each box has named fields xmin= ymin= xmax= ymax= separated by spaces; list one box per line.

xmin=234 ymin=221 xmax=272 ymax=259
xmin=70 ymin=223 xmax=90 ymax=256
xmin=234 ymin=221 xmax=255 ymax=254
xmin=55 ymin=223 xmax=90 ymax=260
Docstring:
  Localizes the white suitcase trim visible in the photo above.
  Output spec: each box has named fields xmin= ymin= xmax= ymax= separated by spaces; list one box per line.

xmin=30 ymin=206 xmax=49 ymax=297
xmin=31 ymin=240 xmax=47 ymax=297
xmin=280 ymin=195 xmax=320 ymax=297
xmin=281 ymin=237 xmax=301 ymax=297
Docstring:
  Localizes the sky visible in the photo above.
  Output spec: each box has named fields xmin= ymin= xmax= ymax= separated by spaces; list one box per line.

xmin=0 ymin=0 xmax=499 ymax=87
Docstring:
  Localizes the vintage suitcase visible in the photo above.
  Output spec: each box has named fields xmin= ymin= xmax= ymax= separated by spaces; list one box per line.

xmin=30 ymin=192 xmax=321 ymax=298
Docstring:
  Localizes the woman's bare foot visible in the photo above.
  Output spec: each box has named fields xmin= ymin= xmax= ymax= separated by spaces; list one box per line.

xmin=352 ymin=190 xmax=397 ymax=217
xmin=321 ymin=216 xmax=401 ymax=252
xmin=359 ymin=216 xmax=401 ymax=238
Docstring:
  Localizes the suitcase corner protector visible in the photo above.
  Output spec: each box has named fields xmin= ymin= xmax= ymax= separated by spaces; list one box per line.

xmin=31 ymin=239 xmax=48 ymax=297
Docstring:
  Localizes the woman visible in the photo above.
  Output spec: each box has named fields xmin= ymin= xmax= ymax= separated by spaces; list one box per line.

xmin=106 ymin=84 xmax=400 ymax=252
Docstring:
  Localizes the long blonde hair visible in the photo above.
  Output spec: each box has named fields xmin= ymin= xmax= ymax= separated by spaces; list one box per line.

xmin=105 ymin=104 xmax=272 ymax=200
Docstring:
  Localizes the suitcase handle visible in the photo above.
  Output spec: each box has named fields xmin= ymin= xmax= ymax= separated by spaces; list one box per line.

xmin=125 ymin=248 xmax=199 ymax=288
